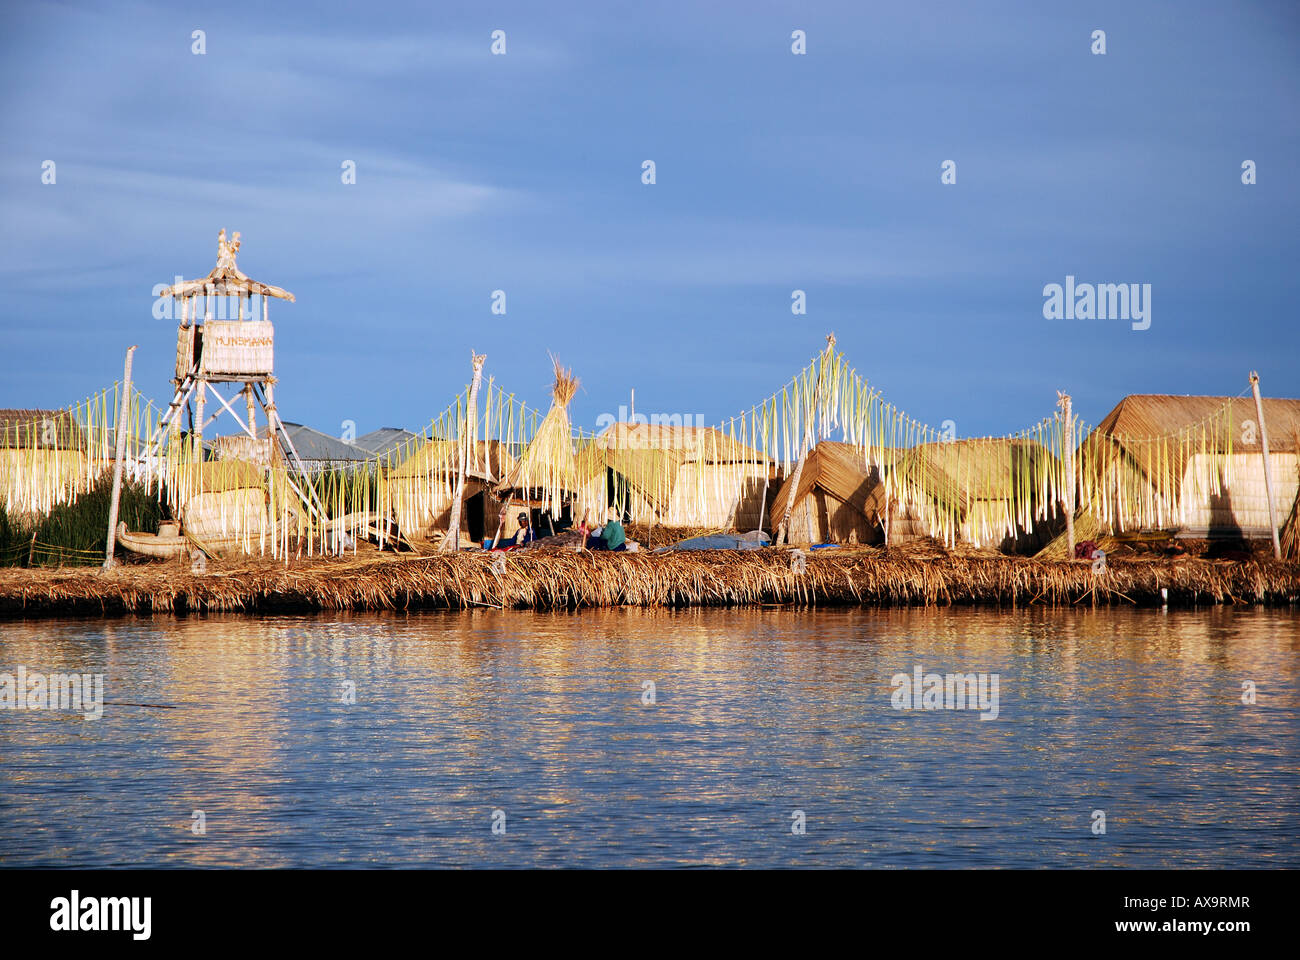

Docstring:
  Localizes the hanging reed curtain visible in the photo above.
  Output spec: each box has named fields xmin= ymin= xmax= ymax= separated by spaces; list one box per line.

xmin=1072 ymin=396 xmax=1242 ymax=535
xmin=589 ymin=344 xmax=1073 ymax=547
xmin=7 ymin=349 xmax=1264 ymax=558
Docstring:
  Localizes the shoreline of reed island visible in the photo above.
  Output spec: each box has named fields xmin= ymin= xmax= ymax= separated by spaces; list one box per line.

xmin=1 ymin=548 xmax=1297 ymax=619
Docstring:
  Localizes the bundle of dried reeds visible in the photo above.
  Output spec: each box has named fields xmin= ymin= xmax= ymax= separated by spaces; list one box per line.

xmin=3 ymin=550 xmax=1295 ymax=618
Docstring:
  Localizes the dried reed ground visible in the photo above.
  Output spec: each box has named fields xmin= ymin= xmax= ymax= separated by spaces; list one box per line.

xmin=0 ymin=549 xmax=1296 ymax=617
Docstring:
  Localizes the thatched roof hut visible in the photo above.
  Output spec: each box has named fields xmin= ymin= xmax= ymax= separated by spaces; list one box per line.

xmin=492 ymin=360 xmax=602 ymax=524
xmin=1081 ymin=394 xmax=1300 ymax=538
xmin=378 ymin=435 xmax=515 ymax=542
xmin=767 ymin=441 xmax=884 ymax=544
xmin=887 ymin=438 xmax=1064 ymax=551
xmin=389 ymin=438 xmax=513 ymax=482
xmin=590 ymin=422 xmax=776 ymax=529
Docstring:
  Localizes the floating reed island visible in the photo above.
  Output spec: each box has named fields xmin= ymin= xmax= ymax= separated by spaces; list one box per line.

xmin=4 ymin=232 xmax=1300 ymax=623
xmin=1 ymin=547 xmax=1297 ymax=618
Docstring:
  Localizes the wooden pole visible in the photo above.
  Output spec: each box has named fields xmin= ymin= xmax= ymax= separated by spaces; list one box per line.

xmin=256 ymin=382 xmax=328 ymax=524
xmin=1250 ymin=372 xmax=1283 ymax=560
xmin=444 ymin=352 xmax=486 ymax=551
xmin=490 ymin=503 xmax=509 ymax=549
xmin=775 ymin=453 xmax=805 ymax=545
xmin=1059 ymin=392 xmax=1075 ymax=558
xmin=756 ymin=466 xmax=770 ymax=537
xmin=193 ymin=380 xmax=206 ymax=461
xmin=103 ymin=345 xmax=138 ymax=570
xmin=245 ymin=383 xmax=257 ymax=440
xmin=776 ymin=336 xmax=834 ymax=546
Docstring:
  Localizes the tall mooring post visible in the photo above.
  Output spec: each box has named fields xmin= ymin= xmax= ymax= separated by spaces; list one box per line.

xmin=103 ymin=344 xmax=137 ymax=569
xmin=1249 ymin=371 xmax=1282 ymax=560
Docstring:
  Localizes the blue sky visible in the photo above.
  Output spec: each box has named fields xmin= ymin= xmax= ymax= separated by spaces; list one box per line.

xmin=2 ymin=0 xmax=1297 ymax=439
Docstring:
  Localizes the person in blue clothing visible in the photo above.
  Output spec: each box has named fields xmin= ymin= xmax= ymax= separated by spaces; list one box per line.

xmin=513 ymin=511 xmax=536 ymax=546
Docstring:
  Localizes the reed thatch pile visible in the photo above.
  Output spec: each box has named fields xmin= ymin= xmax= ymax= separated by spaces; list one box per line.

xmin=1 ymin=550 xmax=1295 ymax=618
xmin=494 ymin=358 xmax=599 ymax=522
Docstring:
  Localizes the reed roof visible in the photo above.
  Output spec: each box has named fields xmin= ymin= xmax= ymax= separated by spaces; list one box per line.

xmin=389 ymin=438 xmax=514 ymax=481
xmin=494 ymin=360 xmax=586 ymax=500
xmin=592 ymin=423 xmax=771 ymax=463
xmin=158 ymin=231 xmax=295 ymax=302
xmin=891 ymin=438 xmax=1059 ymax=520
xmin=1079 ymin=395 xmax=1300 ymax=499
xmin=1090 ymin=395 xmax=1300 ymax=453
xmin=768 ymin=441 xmax=885 ymax=530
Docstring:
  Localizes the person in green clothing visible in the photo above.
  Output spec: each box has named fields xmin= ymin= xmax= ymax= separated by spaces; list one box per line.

xmin=595 ymin=508 xmax=626 ymax=552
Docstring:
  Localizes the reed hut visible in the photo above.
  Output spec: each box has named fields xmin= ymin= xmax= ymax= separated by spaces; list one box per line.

xmin=591 ymin=422 xmax=777 ymax=531
xmin=1281 ymin=473 xmax=1300 ymax=560
xmin=492 ymin=360 xmax=602 ymax=536
xmin=386 ymin=437 xmax=514 ymax=543
xmin=0 ymin=409 xmax=83 ymax=449
xmin=1079 ymin=394 xmax=1300 ymax=540
xmin=0 ymin=409 xmax=90 ymax=516
xmin=885 ymin=438 xmax=1064 ymax=551
xmin=766 ymin=441 xmax=884 ymax=545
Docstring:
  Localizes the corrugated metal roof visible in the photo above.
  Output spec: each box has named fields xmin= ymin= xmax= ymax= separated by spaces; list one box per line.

xmin=276 ymin=422 xmax=373 ymax=463
xmin=0 ymin=409 xmax=84 ymax=448
xmin=355 ymin=427 xmax=419 ymax=458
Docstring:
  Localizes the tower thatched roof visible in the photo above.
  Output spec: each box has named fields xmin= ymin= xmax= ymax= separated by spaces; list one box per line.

xmin=158 ymin=230 xmax=296 ymax=302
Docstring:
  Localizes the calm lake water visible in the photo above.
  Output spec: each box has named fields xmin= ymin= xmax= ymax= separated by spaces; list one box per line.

xmin=1 ymin=606 xmax=1297 ymax=868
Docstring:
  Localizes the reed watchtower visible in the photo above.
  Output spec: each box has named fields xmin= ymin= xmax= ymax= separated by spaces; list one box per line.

xmin=145 ymin=231 xmax=321 ymax=504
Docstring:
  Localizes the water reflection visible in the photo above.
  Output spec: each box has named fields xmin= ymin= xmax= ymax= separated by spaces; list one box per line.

xmin=1 ymin=607 xmax=1296 ymax=867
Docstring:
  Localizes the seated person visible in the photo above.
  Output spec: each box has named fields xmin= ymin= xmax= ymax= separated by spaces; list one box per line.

xmin=514 ymin=512 xmax=536 ymax=546
xmin=588 ymin=509 xmax=626 ymax=551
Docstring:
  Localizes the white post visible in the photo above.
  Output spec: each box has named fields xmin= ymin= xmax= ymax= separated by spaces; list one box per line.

xmin=245 ymin=383 xmax=257 ymax=440
xmin=444 ymin=352 xmax=486 ymax=551
xmin=193 ymin=380 xmax=206 ymax=460
xmin=103 ymin=345 xmax=138 ymax=569
xmin=1059 ymin=392 xmax=1076 ymax=557
xmin=1249 ymin=372 xmax=1283 ymax=560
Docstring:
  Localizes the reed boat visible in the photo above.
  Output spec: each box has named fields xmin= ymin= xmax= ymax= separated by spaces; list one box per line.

xmin=115 ymin=521 xmax=189 ymax=559
xmin=115 ymin=521 xmax=247 ymax=560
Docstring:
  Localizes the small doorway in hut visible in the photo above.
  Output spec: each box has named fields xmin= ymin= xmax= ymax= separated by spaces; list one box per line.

xmin=606 ymin=468 xmax=632 ymax=522
xmin=533 ymin=501 xmax=573 ymax=536
xmin=466 ymin=490 xmax=487 ymax=544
